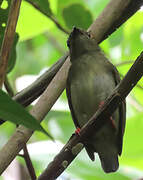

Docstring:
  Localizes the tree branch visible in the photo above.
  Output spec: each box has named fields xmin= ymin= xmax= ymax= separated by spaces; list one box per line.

xmin=13 ymin=53 xmax=68 ymax=107
xmin=88 ymin=0 xmax=143 ymax=42
xmin=0 ymin=0 xmax=21 ymax=87
xmin=37 ymin=51 xmax=143 ymax=180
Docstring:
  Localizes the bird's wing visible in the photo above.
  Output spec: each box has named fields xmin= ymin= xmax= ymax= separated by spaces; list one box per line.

xmin=111 ymin=65 xmax=126 ymax=155
xmin=66 ymin=67 xmax=96 ymax=161
xmin=66 ymin=71 xmax=80 ymax=128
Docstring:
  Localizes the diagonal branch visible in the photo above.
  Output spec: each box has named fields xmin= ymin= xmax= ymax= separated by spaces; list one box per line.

xmin=37 ymin=51 xmax=143 ymax=180
xmin=13 ymin=53 xmax=68 ymax=107
xmin=0 ymin=0 xmax=143 ymax=176
xmin=88 ymin=0 xmax=143 ymax=42
xmin=0 ymin=0 xmax=22 ymax=87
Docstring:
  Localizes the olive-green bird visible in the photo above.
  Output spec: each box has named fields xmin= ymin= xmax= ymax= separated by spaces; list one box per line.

xmin=66 ymin=27 xmax=126 ymax=173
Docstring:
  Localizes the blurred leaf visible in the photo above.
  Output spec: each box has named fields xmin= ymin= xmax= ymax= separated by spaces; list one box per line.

xmin=56 ymin=0 xmax=84 ymax=26
xmin=0 ymin=89 xmax=52 ymax=138
xmin=26 ymin=0 xmax=52 ymax=16
xmin=16 ymin=1 xmax=53 ymax=41
xmin=62 ymin=3 xmax=93 ymax=30
xmin=0 ymin=0 xmax=19 ymax=73
xmin=122 ymin=12 xmax=143 ymax=60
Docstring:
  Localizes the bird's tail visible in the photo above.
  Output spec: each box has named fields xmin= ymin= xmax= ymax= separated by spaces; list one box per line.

xmin=98 ymin=153 xmax=119 ymax=173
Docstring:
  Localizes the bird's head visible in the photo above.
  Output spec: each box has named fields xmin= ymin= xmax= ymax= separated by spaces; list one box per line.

xmin=67 ymin=27 xmax=99 ymax=61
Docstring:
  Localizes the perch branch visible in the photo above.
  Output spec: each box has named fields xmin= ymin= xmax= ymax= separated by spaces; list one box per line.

xmin=0 ymin=0 xmax=21 ymax=87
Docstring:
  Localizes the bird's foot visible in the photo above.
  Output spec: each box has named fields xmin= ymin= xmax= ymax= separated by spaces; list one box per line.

xmin=75 ymin=127 xmax=81 ymax=135
xmin=99 ymin=101 xmax=116 ymax=130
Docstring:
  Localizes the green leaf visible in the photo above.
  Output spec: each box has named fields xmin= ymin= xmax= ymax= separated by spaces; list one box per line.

xmin=0 ymin=89 xmax=53 ymax=139
xmin=62 ymin=3 xmax=93 ymax=30
xmin=0 ymin=0 xmax=19 ymax=73
xmin=122 ymin=12 xmax=143 ymax=60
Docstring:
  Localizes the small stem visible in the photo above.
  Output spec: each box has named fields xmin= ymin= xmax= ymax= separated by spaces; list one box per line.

xmin=26 ymin=0 xmax=69 ymax=35
xmin=4 ymin=76 xmax=14 ymax=97
xmin=23 ymin=145 xmax=37 ymax=180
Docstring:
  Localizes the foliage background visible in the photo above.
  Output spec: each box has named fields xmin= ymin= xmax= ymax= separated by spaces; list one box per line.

xmin=1 ymin=0 xmax=143 ymax=179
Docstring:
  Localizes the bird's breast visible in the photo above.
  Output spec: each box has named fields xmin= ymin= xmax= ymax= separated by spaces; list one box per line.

xmin=70 ymin=62 xmax=116 ymax=127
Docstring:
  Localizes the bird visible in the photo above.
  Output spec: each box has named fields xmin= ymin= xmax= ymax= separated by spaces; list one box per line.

xmin=66 ymin=27 xmax=126 ymax=173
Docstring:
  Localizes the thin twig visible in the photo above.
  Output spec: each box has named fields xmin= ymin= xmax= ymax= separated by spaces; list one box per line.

xmin=26 ymin=0 xmax=69 ymax=35
xmin=4 ymin=76 xmax=14 ymax=97
xmin=0 ymin=0 xmax=21 ymax=87
xmin=23 ymin=145 xmax=37 ymax=180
